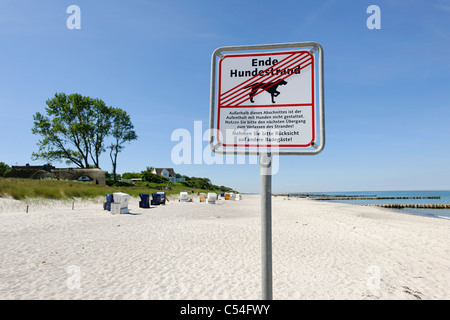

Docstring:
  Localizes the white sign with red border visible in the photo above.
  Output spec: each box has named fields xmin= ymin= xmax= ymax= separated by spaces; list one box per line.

xmin=209 ymin=42 xmax=325 ymax=155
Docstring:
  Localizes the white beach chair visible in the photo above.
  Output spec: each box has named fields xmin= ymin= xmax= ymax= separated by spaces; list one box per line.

xmin=207 ymin=193 xmax=216 ymax=204
xmin=112 ymin=192 xmax=130 ymax=214
xmin=179 ymin=192 xmax=188 ymax=202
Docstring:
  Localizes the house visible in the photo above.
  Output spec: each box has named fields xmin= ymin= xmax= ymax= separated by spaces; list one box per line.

xmin=4 ymin=164 xmax=106 ymax=185
xmin=152 ymin=168 xmax=185 ymax=183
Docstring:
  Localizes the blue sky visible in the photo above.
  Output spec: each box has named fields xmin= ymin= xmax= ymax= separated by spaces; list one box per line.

xmin=1 ymin=0 xmax=449 ymax=193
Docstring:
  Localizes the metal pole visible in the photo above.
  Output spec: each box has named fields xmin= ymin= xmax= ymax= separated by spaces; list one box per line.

xmin=260 ymin=152 xmax=272 ymax=300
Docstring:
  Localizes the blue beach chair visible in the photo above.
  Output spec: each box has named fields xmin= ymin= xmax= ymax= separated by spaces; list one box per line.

xmin=151 ymin=193 xmax=161 ymax=206
xmin=104 ymin=193 xmax=114 ymax=211
xmin=139 ymin=193 xmax=150 ymax=208
xmin=157 ymin=192 xmax=166 ymax=205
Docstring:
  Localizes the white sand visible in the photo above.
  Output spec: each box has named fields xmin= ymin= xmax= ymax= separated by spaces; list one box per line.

xmin=0 ymin=195 xmax=448 ymax=300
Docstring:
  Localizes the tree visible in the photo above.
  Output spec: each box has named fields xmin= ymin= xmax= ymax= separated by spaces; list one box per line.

xmin=108 ymin=108 xmax=137 ymax=181
xmin=0 ymin=162 xmax=10 ymax=177
xmin=89 ymin=100 xmax=113 ymax=168
xmin=32 ymin=93 xmax=103 ymax=168
xmin=122 ymin=172 xmax=142 ymax=179
xmin=179 ymin=176 xmax=215 ymax=190
xmin=31 ymin=93 xmax=136 ymax=174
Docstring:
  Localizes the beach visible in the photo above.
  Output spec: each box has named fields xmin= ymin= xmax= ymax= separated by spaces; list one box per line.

xmin=0 ymin=195 xmax=448 ymax=300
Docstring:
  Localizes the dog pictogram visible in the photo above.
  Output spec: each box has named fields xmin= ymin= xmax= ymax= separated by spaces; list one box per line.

xmin=244 ymin=79 xmax=288 ymax=103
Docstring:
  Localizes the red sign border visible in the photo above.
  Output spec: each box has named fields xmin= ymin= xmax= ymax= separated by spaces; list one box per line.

xmin=216 ymin=50 xmax=315 ymax=148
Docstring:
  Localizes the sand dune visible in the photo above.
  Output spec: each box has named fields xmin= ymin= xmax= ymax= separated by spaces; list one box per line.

xmin=0 ymin=195 xmax=448 ymax=300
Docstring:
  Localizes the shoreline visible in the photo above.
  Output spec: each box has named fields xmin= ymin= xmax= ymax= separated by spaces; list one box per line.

xmin=276 ymin=190 xmax=450 ymax=220
xmin=0 ymin=195 xmax=449 ymax=299
xmin=370 ymin=206 xmax=450 ymax=220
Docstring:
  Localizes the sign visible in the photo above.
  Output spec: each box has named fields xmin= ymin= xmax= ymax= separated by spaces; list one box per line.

xmin=209 ymin=42 xmax=325 ymax=155
xmin=209 ymin=43 xmax=325 ymax=300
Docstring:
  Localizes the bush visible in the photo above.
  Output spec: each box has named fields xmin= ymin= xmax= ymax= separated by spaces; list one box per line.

xmin=0 ymin=162 xmax=10 ymax=177
xmin=179 ymin=177 xmax=215 ymax=190
xmin=122 ymin=172 xmax=142 ymax=179
xmin=141 ymin=171 xmax=169 ymax=184
xmin=107 ymin=180 xmax=134 ymax=187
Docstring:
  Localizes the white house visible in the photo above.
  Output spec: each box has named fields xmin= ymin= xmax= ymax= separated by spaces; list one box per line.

xmin=152 ymin=168 xmax=185 ymax=183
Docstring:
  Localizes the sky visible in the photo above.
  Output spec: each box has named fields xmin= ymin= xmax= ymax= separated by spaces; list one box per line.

xmin=0 ymin=0 xmax=449 ymax=193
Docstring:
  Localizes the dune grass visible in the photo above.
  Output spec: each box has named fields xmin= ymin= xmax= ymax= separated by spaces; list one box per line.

xmin=0 ymin=178 xmax=110 ymax=200
xmin=0 ymin=178 xmax=224 ymax=200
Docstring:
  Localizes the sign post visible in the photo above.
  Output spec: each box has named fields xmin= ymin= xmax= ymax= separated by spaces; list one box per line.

xmin=260 ymin=152 xmax=272 ymax=300
xmin=209 ymin=42 xmax=325 ymax=299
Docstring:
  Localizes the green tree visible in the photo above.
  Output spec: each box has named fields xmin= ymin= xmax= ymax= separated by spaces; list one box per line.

xmin=122 ymin=172 xmax=142 ymax=179
xmin=32 ymin=93 xmax=108 ymax=168
xmin=0 ymin=162 xmax=10 ymax=176
xmin=31 ymin=93 xmax=136 ymax=174
xmin=108 ymin=108 xmax=137 ymax=181
xmin=90 ymin=99 xmax=113 ymax=168
xmin=179 ymin=176 xmax=215 ymax=190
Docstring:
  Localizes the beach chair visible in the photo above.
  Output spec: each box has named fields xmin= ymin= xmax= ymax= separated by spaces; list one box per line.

xmin=224 ymin=193 xmax=231 ymax=200
xmin=179 ymin=192 xmax=188 ymax=202
xmin=151 ymin=193 xmax=161 ymax=206
xmin=112 ymin=192 xmax=130 ymax=214
xmin=200 ymin=193 xmax=206 ymax=202
xmin=139 ymin=193 xmax=150 ymax=208
xmin=104 ymin=193 xmax=114 ymax=211
xmin=157 ymin=192 xmax=166 ymax=205
xmin=207 ymin=193 xmax=216 ymax=204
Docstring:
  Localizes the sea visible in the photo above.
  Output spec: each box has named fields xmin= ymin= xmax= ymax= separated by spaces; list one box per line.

xmin=293 ymin=190 xmax=450 ymax=220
